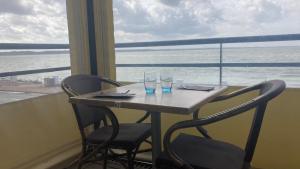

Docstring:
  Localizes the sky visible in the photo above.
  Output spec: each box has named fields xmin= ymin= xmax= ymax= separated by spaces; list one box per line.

xmin=0 ymin=0 xmax=67 ymax=43
xmin=0 ymin=0 xmax=299 ymax=43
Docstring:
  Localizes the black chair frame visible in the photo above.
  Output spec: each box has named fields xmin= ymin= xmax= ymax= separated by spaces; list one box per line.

xmin=62 ymin=75 xmax=152 ymax=169
xmin=162 ymin=80 xmax=286 ymax=169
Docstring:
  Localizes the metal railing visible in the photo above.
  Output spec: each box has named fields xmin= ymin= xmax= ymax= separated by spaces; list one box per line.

xmin=115 ymin=34 xmax=300 ymax=84
xmin=0 ymin=43 xmax=69 ymax=49
xmin=0 ymin=67 xmax=70 ymax=77
xmin=0 ymin=34 xmax=300 ymax=84
xmin=0 ymin=43 xmax=70 ymax=78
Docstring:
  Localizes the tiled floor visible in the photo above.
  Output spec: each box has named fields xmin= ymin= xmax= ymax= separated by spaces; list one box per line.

xmin=70 ymin=160 xmax=151 ymax=169
xmin=69 ymin=160 xmax=261 ymax=169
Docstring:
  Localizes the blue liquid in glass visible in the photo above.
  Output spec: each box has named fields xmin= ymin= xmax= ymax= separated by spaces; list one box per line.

xmin=145 ymin=88 xmax=156 ymax=94
xmin=162 ymin=87 xmax=172 ymax=93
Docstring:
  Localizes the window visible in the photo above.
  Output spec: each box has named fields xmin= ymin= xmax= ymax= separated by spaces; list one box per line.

xmin=113 ymin=0 xmax=300 ymax=87
xmin=0 ymin=0 xmax=70 ymax=104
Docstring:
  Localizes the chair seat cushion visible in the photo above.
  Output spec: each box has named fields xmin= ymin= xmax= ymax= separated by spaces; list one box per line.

xmin=87 ymin=123 xmax=151 ymax=149
xmin=156 ymin=133 xmax=245 ymax=169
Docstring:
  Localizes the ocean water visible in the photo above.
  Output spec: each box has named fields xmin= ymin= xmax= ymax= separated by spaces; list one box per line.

xmin=0 ymin=52 xmax=71 ymax=82
xmin=116 ymin=46 xmax=300 ymax=87
xmin=0 ymin=46 xmax=300 ymax=87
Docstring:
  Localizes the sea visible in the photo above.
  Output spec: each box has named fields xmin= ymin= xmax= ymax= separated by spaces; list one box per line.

xmin=1 ymin=46 xmax=300 ymax=88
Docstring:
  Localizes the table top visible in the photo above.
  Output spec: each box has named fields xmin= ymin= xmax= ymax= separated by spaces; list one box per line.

xmin=70 ymin=83 xmax=228 ymax=115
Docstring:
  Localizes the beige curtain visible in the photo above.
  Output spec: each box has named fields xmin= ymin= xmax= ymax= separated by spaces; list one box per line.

xmin=66 ymin=0 xmax=116 ymax=80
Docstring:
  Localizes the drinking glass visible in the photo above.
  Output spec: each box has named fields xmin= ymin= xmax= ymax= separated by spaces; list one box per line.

xmin=175 ymin=79 xmax=184 ymax=88
xmin=160 ymin=71 xmax=173 ymax=93
xmin=144 ymin=72 xmax=157 ymax=94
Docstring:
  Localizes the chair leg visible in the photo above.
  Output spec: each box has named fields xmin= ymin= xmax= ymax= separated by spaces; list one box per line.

xmin=62 ymin=157 xmax=80 ymax=169
xmin=76 ymin=144 xmax=88 ymax=169
xmin=243 ymin=162 xmax=251 ymax=169
xmin=127 ymin=149 xmax=134 ymax=169
xmin=63 ymin=145 xmax=89 ymax=169
xmin=76 ymin=155 xmax=84 ymax=169
xmin=103 ymin=148 xmax=109 ymax=169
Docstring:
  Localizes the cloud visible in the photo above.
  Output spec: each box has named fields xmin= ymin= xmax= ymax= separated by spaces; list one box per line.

xmin=255 ymin=0 xmax=283 ymax=23
xmin=0 ymin=0 xmax=68 ymax=43
xmin=159 ymin=0 xmax=181 ymax=7
xmin=0 ymin=0 xmax=33 ymax=15
xmin=114 ymin=0 xmax=300 ymax=42
xmin=0 ymin=0 xmax=299 ymax=43
xmin=113 ymin=0 xmax=222 ymax=42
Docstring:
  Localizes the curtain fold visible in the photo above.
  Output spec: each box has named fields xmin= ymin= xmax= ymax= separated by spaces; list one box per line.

xmin=66 ymin=0 xmax=116 ymax=80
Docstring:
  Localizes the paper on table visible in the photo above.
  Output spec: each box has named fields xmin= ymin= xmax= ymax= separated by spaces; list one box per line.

xmin=93 ymin=92 xmax=135 ymax=99
xmin=177 ymin=84 xmax=215 ymax=91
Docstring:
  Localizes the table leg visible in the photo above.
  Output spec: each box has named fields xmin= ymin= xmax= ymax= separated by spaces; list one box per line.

xmin=151 ymin=111 xmax=161 ymax=169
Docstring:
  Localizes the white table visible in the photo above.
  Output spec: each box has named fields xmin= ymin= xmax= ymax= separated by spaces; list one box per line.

xmin=70 ymin=83 xmax=227 ymax=167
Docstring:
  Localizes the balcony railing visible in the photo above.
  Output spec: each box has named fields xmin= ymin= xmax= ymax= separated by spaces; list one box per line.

xmin=1 ymin=34 xmax=300 ymax=85
xmin=0 ymin=43 xmax=70 ymax=77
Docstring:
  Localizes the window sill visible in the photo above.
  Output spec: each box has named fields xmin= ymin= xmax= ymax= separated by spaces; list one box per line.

xmin=0 ymin=79 xmax=63 ymax=105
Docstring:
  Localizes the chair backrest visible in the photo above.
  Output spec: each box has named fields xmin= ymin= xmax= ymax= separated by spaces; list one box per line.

xmin=163 ymin=80 xmax=286 ymax=169
xmin=62 ymin=74 xmax=103 ymax=96
xmin=61 ymin=74 xmax=115 ymax=134
xmin=242 ymin=80 xmax=285 ymax=165
xmin=211 ymin=80 xmax=286 ymax=166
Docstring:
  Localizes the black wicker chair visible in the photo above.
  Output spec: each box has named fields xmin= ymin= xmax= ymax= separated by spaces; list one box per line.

xmin=156 ymin=80 xmax=286 ymax=169
xmin=61 ymin=74 xmax=152 ymax=169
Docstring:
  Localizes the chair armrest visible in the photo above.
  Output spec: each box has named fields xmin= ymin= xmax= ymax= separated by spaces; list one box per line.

xmin=163 ymin=99 xmax=257 ymax=169
xmin=170 ymin=100 xmax=254 ymax=132
xmin=136 ymin=111 xmax=151 ymax=123
xmin=100 ymin=77 xmax=123 ymax=87
xmin=192 ymin=109 xmax=211 ymax=138
xmin=191 ymin=83 xmax=263 ymax=138
xmin=61 ymin=83 xmax=80 ymax=96
xmin=72 ymin=105 xmax=120 ymax=163
xmin=136 ymin=111 xmax=152 ymax=145
xmin=103 ymin=107 xmax=120 ymax=142
xmin=163 ymin=80 xmax=285 ymax=169
xmin=72 ymin=104 xmax=120 ymax=143
xmin=211 ymin=82 xmax=262 ymax=102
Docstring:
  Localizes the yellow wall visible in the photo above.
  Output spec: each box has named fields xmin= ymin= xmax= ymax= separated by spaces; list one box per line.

xmin=0 ymin=93 xmax=81 ymax=169
xmin=113 ymin=87 xmax=300 ymax=169
xmin=0 ymin=88 xmax=299 ymax=169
